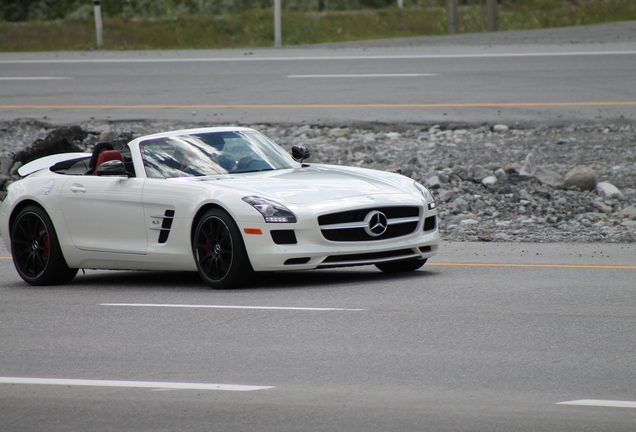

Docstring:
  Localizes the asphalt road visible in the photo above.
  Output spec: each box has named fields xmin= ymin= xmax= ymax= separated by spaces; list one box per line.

xmin=1 ymin=239 xmax=636 ymax=432
xmin=1 ymin=22 xmax=635 ymax=126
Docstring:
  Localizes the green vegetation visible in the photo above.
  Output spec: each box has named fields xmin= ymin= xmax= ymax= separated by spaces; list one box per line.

xmin=1 ymin=0 xmax=635 ymax=51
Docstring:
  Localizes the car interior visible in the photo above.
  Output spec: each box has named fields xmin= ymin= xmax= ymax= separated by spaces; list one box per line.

xmin=50 ymin=142 xmax=136 ymax=177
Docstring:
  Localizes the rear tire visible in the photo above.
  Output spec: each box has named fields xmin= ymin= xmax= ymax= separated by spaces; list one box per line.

xmin=11 ymin=206 xmax=78 ymax=285
xmin=192 ymin=208 xmax=254 ymax=289
xmin=375 ymin=258 xmax=427 ymax=273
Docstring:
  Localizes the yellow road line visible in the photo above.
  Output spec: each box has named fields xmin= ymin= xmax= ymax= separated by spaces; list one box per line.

xmin=428 ymin=263 xmax=636 ymax=269
xmin=1 ymin=102 xmax=636 ymax=109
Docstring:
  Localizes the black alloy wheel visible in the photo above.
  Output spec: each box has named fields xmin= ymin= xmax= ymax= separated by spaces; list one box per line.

xmin=193 ymin=208 xmax=253 ymax=289
xmin=11 ymin=206 xmax=78 ymax=285
xmin=375 ymin=258 xmax=427 ymax=273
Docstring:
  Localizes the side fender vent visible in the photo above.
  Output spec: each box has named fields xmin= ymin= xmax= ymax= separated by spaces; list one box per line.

xmin=150 ymin=210 xmax=176 ymax=244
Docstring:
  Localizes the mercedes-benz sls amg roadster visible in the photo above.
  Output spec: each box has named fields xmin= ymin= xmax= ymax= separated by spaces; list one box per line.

xmin=1 ymin=127 xmax=439 ymax=288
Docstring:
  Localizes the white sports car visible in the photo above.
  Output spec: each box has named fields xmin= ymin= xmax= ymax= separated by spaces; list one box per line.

xmin=0 ymin=127 xmax=439 ymax=289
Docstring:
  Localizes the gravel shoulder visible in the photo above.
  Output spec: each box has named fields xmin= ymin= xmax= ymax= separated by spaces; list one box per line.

xmin=1 ymin=119 xmax=635 ymax=244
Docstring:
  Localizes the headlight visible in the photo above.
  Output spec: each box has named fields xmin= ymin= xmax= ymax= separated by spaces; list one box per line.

xmin=414 ymin=182 xmax=437 ymax=210
xmin=242 ymin=196 xmax=297 ymax=223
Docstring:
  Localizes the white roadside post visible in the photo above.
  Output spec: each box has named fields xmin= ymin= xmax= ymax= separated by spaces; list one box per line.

xmin=274 ymin=0 xmax=282 ymax=48
xmin=446 ymin=0 xmax=458 ymax=34
xmin=487 ymin=0 xmax=498 ymax=32
xmin=93 ymin=0 xmax=104 ymax=49
xmin=397 ymin=0 xmax=403 ymax=8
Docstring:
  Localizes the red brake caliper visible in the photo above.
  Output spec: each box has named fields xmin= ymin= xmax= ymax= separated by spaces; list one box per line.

xmin=43 ymin=234 xmax=50 ymax=258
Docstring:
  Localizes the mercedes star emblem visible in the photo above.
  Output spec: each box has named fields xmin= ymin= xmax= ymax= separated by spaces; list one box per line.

xmin=364 ymin=210 xmax=388 ymax=237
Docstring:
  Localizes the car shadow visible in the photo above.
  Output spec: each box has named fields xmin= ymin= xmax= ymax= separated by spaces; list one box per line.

xmin=250 ymin=267 xmax=439 ymax=291
xmin=5 ymin=266 xmax=439 ymax=292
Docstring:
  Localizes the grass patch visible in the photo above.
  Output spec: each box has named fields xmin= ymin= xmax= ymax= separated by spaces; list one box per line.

xmin=1 ymin=0 xmax=635 ymax=52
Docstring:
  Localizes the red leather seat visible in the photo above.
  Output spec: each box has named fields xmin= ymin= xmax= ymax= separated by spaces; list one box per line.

xmin=94 ymin=150 xmax=124 ymax=174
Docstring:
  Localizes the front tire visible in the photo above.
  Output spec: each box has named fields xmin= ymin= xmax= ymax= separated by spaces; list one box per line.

xmin=11 ymin=206 xmax=78 ymax=286
xmin=375 ymin=258 xmax=427 ymax=273
xmin=193 ymin=208 xmax=253 ymax=289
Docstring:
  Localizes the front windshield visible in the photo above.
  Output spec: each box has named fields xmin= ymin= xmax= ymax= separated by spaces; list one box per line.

xmin=140 ymin=130 xmax=298 ymax=179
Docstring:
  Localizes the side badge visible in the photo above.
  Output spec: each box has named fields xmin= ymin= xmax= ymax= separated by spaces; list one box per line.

xmin=42 ymin=179 xmax=55 ymax=195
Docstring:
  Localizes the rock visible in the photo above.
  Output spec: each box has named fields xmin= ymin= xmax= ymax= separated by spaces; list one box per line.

xmin=562 ymin=166 xmax=597 ymax=191
xmin=426 ymin=176 xmax=442 ymax=189
xmin=596 ymin=181 xmax=624 ymax=200
xmin=592 ymin=201 xmax=613 ymax=213
xmin=532 ymin=166 xmax=563 ymax=188
xmin=1 ymin=156 xmax=13 ymax=176
xmin=617 ymin=205 xmax=636 ymax=219
xmin=492 ymin=124 xmax=509 ymax=133
xmin=481 ymin=176 xmax=498 ymax=186
xmin=493 ymin=232 xmax=512 ymax=241
xmin=460 ymin=219 xmax=479 ymax=226
xmin=9 ymin=162 xmax=22 ymax=176
xmin=470 ymin=165 xmax=493 ymax=183
xmin=437 ymin=189 xmax=456 ymax=202
xmin=0 ymin=174 xmax=10 ymax=189
xmin=494 ymin=168 xmax=507 ymax=179
xmin=452 ymin=198 xmax=469 ymax=214
xmin=519 ymin=151 xmax=536 ymax=176
xmin=98 ymin=131 xmax=119 ymax=142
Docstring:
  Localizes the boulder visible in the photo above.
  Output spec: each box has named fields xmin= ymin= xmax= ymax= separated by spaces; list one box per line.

xmin=562 ymin=166 xmax=597 ymax=191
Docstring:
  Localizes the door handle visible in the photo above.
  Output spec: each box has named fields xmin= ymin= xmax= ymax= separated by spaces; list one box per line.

xmin=70 ymin=184 xmax=86 ymax=193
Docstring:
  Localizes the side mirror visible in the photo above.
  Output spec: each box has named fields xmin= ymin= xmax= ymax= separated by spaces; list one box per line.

xmin=96 ymin=159 xmax=128 ymax=176
xmin=291 ymin=146 xmax=311 ymax=164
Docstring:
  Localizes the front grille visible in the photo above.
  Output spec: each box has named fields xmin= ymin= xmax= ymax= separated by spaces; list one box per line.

xmin=318 ymin=206 xmax=420 ymax=242
xmin=318 ymin=207 xmax=418 ymax=225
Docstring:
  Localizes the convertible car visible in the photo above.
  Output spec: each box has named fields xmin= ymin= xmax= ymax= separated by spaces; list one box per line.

xmin=0 ymin=127 xmax=439 ymax=289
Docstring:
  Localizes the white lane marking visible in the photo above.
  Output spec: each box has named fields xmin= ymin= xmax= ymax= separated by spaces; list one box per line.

xmin=0 ymin=77 xmax=73 ymax=80
xmin=288 ymin=73 xmax=437 ymax=78
xmin=0 ymin=377 xmax=273 ymax=391
xmin=1 ymin=51 xmax=634 ymax=64
xmin=557 ymin=399 xmax=636 ymax=408
xmin=101 ymin=303 xmax=366 ymax=311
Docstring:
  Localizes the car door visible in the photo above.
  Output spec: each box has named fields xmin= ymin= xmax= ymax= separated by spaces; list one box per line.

xmin=60 ymin=176 xmax=147 ymax=254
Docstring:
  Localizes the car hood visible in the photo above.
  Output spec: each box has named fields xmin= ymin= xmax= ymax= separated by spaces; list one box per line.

xmin=186 ymin=165 xmax=410 ymax=204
